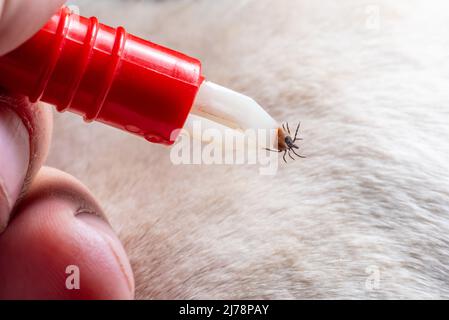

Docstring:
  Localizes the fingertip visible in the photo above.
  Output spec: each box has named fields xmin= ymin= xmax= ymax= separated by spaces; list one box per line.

xmin=0 ymin=167 xmax=134 ymax=300
xmin=0 ymin=0 xmax=66 ymax=55
xmin=0 ymin=94 xmax=53 ymax=230
xmin=0 ymin=104 xmax=29 ymax=231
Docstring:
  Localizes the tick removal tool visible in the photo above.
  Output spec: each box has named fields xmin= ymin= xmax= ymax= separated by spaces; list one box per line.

xmin=0 ymin=7 xmax=303 ymax=159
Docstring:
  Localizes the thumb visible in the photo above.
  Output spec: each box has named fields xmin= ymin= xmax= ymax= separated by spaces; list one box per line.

xmin=0 ymin=0 xmax=66 ymax=55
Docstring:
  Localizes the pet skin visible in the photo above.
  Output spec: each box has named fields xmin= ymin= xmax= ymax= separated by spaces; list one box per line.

xmin=48 ymin=0 xmax=449 ymax=299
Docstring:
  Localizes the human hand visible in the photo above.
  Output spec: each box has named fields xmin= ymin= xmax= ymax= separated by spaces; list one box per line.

xmin=0 ymin=0 xmax=134 ymax=299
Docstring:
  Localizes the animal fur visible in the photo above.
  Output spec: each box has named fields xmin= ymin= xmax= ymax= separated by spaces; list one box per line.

xmin=48 ymin=0 xmax=449 ymax=298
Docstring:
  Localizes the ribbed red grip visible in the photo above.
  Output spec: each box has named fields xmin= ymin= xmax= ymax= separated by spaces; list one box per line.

xmin=0 ymin=7 xmax=204 ymax=145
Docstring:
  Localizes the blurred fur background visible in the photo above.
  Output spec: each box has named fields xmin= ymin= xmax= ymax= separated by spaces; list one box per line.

xmin=49 ymin=0 xmax=449 ymax=298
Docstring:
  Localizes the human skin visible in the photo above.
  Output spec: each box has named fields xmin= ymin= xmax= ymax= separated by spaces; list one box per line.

xmin=0 ymin=0 xmax=134 ymax=299
xmin=55 ymin=0 xmax=449 ymax=299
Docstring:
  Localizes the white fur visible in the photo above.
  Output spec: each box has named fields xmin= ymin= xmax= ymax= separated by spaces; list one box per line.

xmin=48 ymin=0 xmax=449 ymax=298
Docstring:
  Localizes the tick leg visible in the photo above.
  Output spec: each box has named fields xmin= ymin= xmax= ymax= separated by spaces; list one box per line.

xmin=283 ymin=150 xmax=288 ymax=163
xmin=288 ymin=150 xmax=295 ymax=160
xmin=282 ymin=123 xmax=286 ymax=132
xmin=286 ymin=122 xmax=291 ymax=135
xmin=293 ymin=122 xmax=301 ymax=141
xmin=291 ymin=148 xmax=306 ymax=159
xmin=264 ymin=148 xmax=281 ymax=153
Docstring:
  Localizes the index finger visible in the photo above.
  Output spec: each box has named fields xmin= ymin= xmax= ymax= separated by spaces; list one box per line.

xmin=0 ymin=0 xmax=66 ymax=55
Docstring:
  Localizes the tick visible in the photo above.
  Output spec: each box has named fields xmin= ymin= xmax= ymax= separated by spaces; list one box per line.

xmin=266 ymin=122 xmax=306 ymax=163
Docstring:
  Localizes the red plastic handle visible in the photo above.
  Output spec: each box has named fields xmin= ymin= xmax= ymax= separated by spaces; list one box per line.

xmin=0 ymin=7 xmax=204 ymax=145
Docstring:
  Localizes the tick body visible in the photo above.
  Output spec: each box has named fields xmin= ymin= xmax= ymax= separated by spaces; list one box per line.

xmin=266 ymin=122 xmax=305 ymax=163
